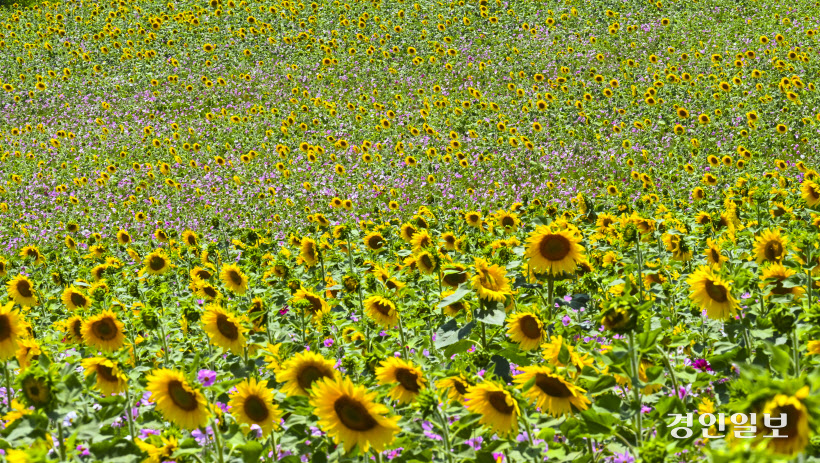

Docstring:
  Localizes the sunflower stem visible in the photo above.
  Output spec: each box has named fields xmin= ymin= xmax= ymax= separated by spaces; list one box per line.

xmin=546 ymin=275 xmax=554 ymax=321
xmin=635 ymin=239 xmax=643 ymax=302
xmin=124 ymin=386 xmax=137 ymax=439
xmin=158 ymin=318 xmax=169 ymax=368
xmin=435 ymin=407 xmax=454 ymax=463
xmin=656 ymin=346 xmax=678 ymax=396
xmin=397 ymin=315 xmax=408 ymax=360
xmin=4 ymin=361 xmax=12 ymax=407
xmin=270 ymin=431 xmax=278 ymax=462
xmin=56 ymin=420 xmax=67 ymax=461
xmin=211 ymin=416 xmax=226 ymax=463
xmin=792 ymin=327 xmax=800 ymax=376
xmin=520 ymin=411 xmax=539 ymax=463
xmin=628 ymin=332 xmax=642 ymax=447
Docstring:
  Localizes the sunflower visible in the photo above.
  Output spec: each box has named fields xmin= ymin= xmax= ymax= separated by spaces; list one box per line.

xmin=0 ymin=302 xmax=23 ymax=360
xmin=18 ymin=366 xmax=55 ymax=411
xmin=292 ymin=289 xmax=330 ymax=321
xmin=464 ymin=382 xmax=520 ymax=436
xmin=761 ymin=263 xmax=804 ymax=299
xmin=81 ymin=357 xmax=128 ymax=395
xmin=201 ymin=304 xmax=247 ymax=355
xmin=440 ymin=232 xmax=458 ymax=250
xmin=415 ymin=250 xmax=437 ymax=275
xmin=525 ymin=225 xmax=584 ymax=275
xmin=7 ymin=275 xmax=38 ymax=307
xmin=146 ymin=369 xmax=211 ymax=430
xmin=19 ymin=246 xmax=44 ymax=265
xmin=506 ymin=311 xmax=546 ymax=350
xmin=375 ymin=357 xmax=426 ymax=404
xmin=495 ymin=210 xmax=520 ymax=233
xmin=135 ymin=436 xmax=178 ymax=463
xmin=81 ymin=310 xmax=126 ymax=352
xmin=410 ymin=230 xmax=433 ymax=251
xmin=801 ymin=180 xmax=820 ymax=206
xmin=116 ymin=229 xmax=132 ymax=245
xmin=464 ymin=211 xmax=482 ymax=228
xmin=437 ymin=375 xmax=472 ymax=403
xmin=704 ymin=238 xmax=727 ymax=267
xmin=65 ymin=315 xmax=84 ymax=344
xmin=15 ymin=338 xmax=40 ymax=371
xmin=299 ymin=237 xmax=319 ymax=267
xmin=400 ymin=223 xmax=417 ymax=242
xmin=363 ymin=232 xmax=385 ymax=251
xmin=754 ymin=228 xmax=789 ymax=263
xmin=310 ymin=375 xmax=401 ymax=454
xmin=279 ymin=351 xmax=337 ymax=397
xmin=142 ymin=249 xmax=171 ymax=276
xmin=61 ymin=286 xmax=90 ymax=311
xmin=220 ymin=264 xmax=249 ymax=295
xmin=181 ymin=230 xmax=199 ymax=247
xmin=514 ymin=366 xmax=590 ymax=417
xmin=686 ymin=266 xmax=739 ymax=320
xmin=248 ymin=298 xmax=266 ymax=331
xmin=195 ymin=279 xmax=222 ymax=301
xmin=441 ymin=264 xmax=469 ymax=289
xmin=228 ymin=377 xmax=282 ymax=436
xmin=363 ymin=295 xmax=399 ymax=328
xmin=472 ymin=258 xmax=511 ymax=302
xmin=757 ymin=389 xmax=811 ymax=456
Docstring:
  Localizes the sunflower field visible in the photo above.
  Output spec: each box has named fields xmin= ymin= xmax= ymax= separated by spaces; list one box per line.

xmin=1 ymin=0 xmax=820 ymax=461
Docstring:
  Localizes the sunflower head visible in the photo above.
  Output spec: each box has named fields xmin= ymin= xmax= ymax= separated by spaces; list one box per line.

xmin=18 ymin=365 xmax=56 ymax=411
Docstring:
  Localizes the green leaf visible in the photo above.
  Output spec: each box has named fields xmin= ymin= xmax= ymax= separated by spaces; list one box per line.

xmin=475 ymin=301 xmax=505 ymax=326
xmin=436 ymin=286 xmax=471 ymax=309
xmin=588 ymin=375 xmax=616 ymax=394
xmin=238 ymin=441 xmax=264 ymax=463
xmin=637 ymin=328 xmax=663 ymax=352
xmin=434 ymin=319 xmax=474 ymax=349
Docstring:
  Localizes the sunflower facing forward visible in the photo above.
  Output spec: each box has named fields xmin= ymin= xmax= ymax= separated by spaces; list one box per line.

xmin=146 ymin=369 xmax=211 ymax=430
xmin=81 ymin=357 xmax=128 ymax=395
xmin=0 ymin=302 xmax=23 ymax=360
xmin=81 ymin=310 xmax=126 ymax=352
xmin=228 ymin=377 xmax=282 ymax=437
xmin=363 ymin=295 xmax=399 ymax=328
xmin=61 ymin=286 xmax=90 ymax=311
xmin=309 ymin=375 xmax=401 ymax=453
xmin=201 ymin=304 xmax=247 ymax=355
xmin=525 ymin=225 xmax=585 ymax=275
xmin=506 ymin=311 xmax=546 ymax=351
xmin=142 ymin=249 xmax=171 ymax=276
xmin=220 ymin=264 xmax=249 ymax=295
xmin=686 ymin=266 xmax=739 ymax=320
xmin=464 ymin=381 xmax=520 ymax=436
xmin=375 ymin=358 xmax=426 ymax=404
xmin=8 ymin=275 xmax=38 ymax=307
xmin=514 ymin=366 xmax=590 ymax=417
xmin=756 ymin=388 xmax=811 ymax=456
xmin=753 ymin=228 xmax=789 ymax=264
xmin=279 ymin=351 xmax=337 ymax=397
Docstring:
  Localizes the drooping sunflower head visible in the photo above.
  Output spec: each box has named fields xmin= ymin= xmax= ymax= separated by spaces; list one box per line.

xmin=292 ymin=289 xmax=330 ymax=321
xmin=441 ymin=264 xmax=469 ymax=289
xmin=471 ymin=258 xmax=510 ymax=302
xmin=299 ymin=237 xmax=319 ymax=267
xmin=375 ymin=357 xmax=427 ymax=404
xmin=81 ymin=310 xmax=126 ymax=353
xmin=400 ymin=223 xmax=417 ymax=242
xmin=279 ymin=351 xmax=337 ymax=397
xmin=686 ymin=266 xmax=739 ymax=320
xmin=436 ymin=375 xmax=473 ymax=403
xmin=64 ymin=315 xmax=84 ymax=344
xmin=761 ymin=263 xmax=804 ymax=299
xmin=146 ymin=369 xmax=211 ymax=430
xmin=514 ymin=366 xmax=590 ymax=417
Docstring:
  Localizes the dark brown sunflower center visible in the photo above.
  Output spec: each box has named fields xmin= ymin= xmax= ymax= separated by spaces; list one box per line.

xmin=710 ymin=249 xmax=720 ymax=262
xmin=704 ymin=280 xmax=728 ymax=303
xmin=334 ymin=396 xmax=377 ymax=432
xmin=601 ymin=218 xmax=613 ymax=227
xmin=243 ymin=395 xmax=269 ymax=422
xmin=764 ymin=241 xmax=784 ymax=262
xmin=443 ymin=271 xmax=467 ymax=287
xmin=71 ymin=320 xmax=83 ymax=339
xmin=168 ymin=380 xmax=199 ymax=411
xmin=16 ymin=280 xmax=33 ymax=298
xmin=23 ymin=378 xmax=48 ymax=404
xmin=197 ymin=270 xmax=212 ymax=280
xmin=187 ymin=236 xmax=197 ymax=245
xmin=535 ymin=373 xmax=573 ymax=398
xmin=769 ymin=404 xmax=800 ymax=436
xmin=0 ymin=315 xmax=10 ymax=342
xmin=419 ymin=254 xmax=434 ymax=269
xmin=444 ymin=235 xmax=455 ymax=245
xmin=468 ymin=214 xmax=479 ymax=223
xmin=216 ymin=314 xmax=239 ymax=340
xmin=501 ymin=216 xmax=515 ymax=227
xmin=395 ymin=368 xmax=420 ymax=393
xmin=305 ymin=296 xmax=322 ymax=313
xmin=769 ymin=277 xmax=791 ymax=295
xmin=149 ymin=256 xmax=166 ymax=271
xmin=305 ymin=245 xmax=316 ymax=260
xmin=368 ymin=236 xmax=384 ymax=249
xmin=228 ymin=270 xmax=243 ymax=286
xmin=519 ymin=315 xmax=542 ymax=339
xmin=539 ymin=235 xmax=571 ymax=261
xmin=97 ymin=365 xmax=118 ymax=383
xmin=453 ymin=380 xmax=468 ymax=395
xmin=373 ymin=301 xmax=393 ymax=316
xmin=203 ymin=286 xmax=217 ymax=298
xmin=297 ymin=365 xmax=328 ymax=390
xmin=487 ymin=391 xmax=514 ymax=415
xmin=70 ymin=292 xmax=87 ymax=308
xmin=121 ymin=234 xmax=131 ymax=243
xmin=92 ymin=318 xmax=118 ymax=341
